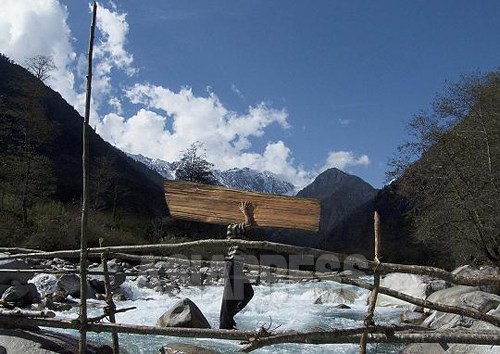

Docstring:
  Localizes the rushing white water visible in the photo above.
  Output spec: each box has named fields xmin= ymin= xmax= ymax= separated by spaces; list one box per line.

xmin=36 ymin=278 xmax=405 ymax=353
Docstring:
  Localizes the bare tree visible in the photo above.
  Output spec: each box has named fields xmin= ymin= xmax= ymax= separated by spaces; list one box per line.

xmin=25 ymin=55 xmax=56 ymax=82
xmin=388 ymin=71 xmax=500 ymax=266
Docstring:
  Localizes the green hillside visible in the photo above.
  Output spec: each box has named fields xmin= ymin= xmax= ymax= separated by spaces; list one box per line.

xmin=0 ymin=53 xmax=170 ymax=250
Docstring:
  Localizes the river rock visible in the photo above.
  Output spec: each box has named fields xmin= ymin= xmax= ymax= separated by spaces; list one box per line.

xmin=88 ymin=259 xmax=126 ymax=293
xmin=158 ymin=343 xmax=218 ymax=354
xmin=30 ymin=274 xmax=58 ymax=297
xmin=400 ymin=343 xmax=448 ymax=354
xmin=0 ymin=256 xmax=33 ymax=285
xmin=0 ymin=328 xmax=101 ymax=353
xmin=403 ymin=303 xmax=500 ymax=353
xmin=452 ymin=265 xmax=500 ymax=295
xmin=24 ymin=283 xmax=41 ymax=304
xmin=56 ymin=273 xmax=96 ymax=299
xmin=423 ymin=286 xmax=500 ymax=330
xmin=333 ymin=304 xmax=351 ymax=309
xmin=400 ymin=310 xmax=426 ymax=324
xmin=0 ymin=284 xmax=10 ymax=298
xmin=1 ymin=281 xmax=29 ymax=302
xmin=314 ymin=288 xmax=357 ymax=305
xmin=157 ymin=298 xmax=211 ymax=329
xmin=376 ymin=273 xmax=427 ymax=310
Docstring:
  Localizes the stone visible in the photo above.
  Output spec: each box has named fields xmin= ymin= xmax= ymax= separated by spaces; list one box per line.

xmin=24 ymin=283 xmax=41 ymax=304
xmin=400 ymin=310 xmax=426 ymax=324
xmin=88 ymin=260 xmax=126 ymax=293
xmin=452 ymin=265 xmax=500 ymax=295
xmin=1 ymin=282 xmax=29 ymax=302
xmin=56 ymin=274 xmax=80 ymax=295
xmin=158 ymin=343 xmax=218 ymax=354
xmin=56 ymin=274 xmax=96 ymax=299
xmin=156 ymin=298 xmax=211 ymax=329
xmin=45 ymin=298 xmax=72 ymax=312
xmin=0 ymin=257 xmax=33 ymax=285
xmin=314 ymin=288 xmax=357 ymax=305
xmin=0 ymin=328 xmax=101 ymax=353
xmin=113 ymin=293 xmax=126 ymax=301
xmin=136 ymin=275 xmax=150 ymax=288
xmin=376 ymin=273 xmax=427 ymax=310
xmin=333 ymin=304 xmax=351 ymax=309
xmin=423 ymin=286 xmax=500 ymax=329
xmin=424 ymin=278 xmax=448 ymax=297
xmin=400 ymin=343 xmax=447 ymax=354
xmin=30 ymin=274 xmax=58 ymax=297
xmin=96 ymin=345 xmax=113 ymax=354
xmin=0 ymin=284 xmax=10 ymax=298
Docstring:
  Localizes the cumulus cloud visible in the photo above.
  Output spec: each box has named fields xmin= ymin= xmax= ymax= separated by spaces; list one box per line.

xmin=94 ymin=3 xmax=136 ymax=76
xmin=0 ymin=1 xmax=371 ymax=190
xmin=338 ymin=118 xmax=351 ymax=126
xmin=0 ymin=0 xmax=77 ymax=105
xmin=96 ymin=83 xmax=313 ymax=185
xmin=321 ymin=151 xmax=370 ymax=172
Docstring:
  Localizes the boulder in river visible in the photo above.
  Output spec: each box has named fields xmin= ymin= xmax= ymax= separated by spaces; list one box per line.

xmin=314 ymin=288 xmax=357 ymax=305
xmin=0 ymin=255 xmax=33 ymax=285
xmin=1 ymin=281 xmax=29 ymax=302
xmin=88 ymin=259 xmax=126 ymax=293
xmin=423 ymin=285 xmax=500 ymax=329
xmin=376 ymin=273 xmax=427 ymax=310
xmin=56 ymin=273 xmax=96 ymax=299
xmin=0 ymin=328 xmax=101 ymax=353
xmin=157 ymin=298 xmax=211 ymax=329
xmin=452 ymin=265 xmax=500 ymax=295
xmin=158 ymin=343 xmax=218 ymax=354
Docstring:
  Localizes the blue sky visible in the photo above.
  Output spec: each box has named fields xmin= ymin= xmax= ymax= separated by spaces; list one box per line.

xmin=1 ymin=1 xmax=499 ymax=189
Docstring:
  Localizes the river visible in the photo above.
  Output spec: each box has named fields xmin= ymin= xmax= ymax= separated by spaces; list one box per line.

xmin=32 ymin=276 xmax=405 ymax=353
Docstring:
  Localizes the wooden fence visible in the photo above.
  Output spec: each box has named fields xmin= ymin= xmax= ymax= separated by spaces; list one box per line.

xmin=1 ymin=211 xmax=499 ymax=353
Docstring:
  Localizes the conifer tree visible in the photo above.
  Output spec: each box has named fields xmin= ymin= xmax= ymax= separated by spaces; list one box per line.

xmin=175 ymin=142 xmax=218 ymax=185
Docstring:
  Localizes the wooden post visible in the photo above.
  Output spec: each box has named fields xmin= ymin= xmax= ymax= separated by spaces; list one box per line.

xmin=101 ymin=252 xmax=120 ymax=353
xmin=79 ymin=2 xmax=97 ymax=353
xmin=359 ymin=211 xmax=382 ymax=354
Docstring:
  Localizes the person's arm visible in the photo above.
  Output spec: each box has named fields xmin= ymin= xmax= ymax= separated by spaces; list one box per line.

xmin=239 ymin=201 xmax=255 ymax=229
xmin=227 ymin=201 xmax=255 ymax=238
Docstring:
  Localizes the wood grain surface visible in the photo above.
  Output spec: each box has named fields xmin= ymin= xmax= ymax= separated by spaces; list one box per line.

xmin=164 ymin=180 xmax=320 ymax=232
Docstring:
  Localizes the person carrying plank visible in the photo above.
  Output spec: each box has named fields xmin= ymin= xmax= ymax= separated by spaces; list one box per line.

xmin=219 ymin=201 xmax=255 ymax=330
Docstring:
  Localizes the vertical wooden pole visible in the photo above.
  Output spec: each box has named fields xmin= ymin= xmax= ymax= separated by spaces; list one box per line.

xmin=359 ymin=211 xmax=382 ymax=354
xmin=101 ymin=252 xmax=120 ymax=353
xmin=79 ymin=2 xmax=97 ymax=353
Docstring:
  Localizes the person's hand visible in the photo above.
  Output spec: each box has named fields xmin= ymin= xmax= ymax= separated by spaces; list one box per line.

xmin=239 ymin=201 xmax=252 ymax=214
xmin=239 ymin=201 xmax=255 ymax=227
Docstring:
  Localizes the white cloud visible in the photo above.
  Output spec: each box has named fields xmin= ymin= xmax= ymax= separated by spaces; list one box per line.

xmin=0 ymin=1 xmax=371 ymax=190
xmin=321 ymin=151 xmax=370 ymax=172
xmin=94 ymin=4 xmax=136 ymax=76
xmin=231 ymin=83 xmax=244 ymax=100
xmin=0 ymin=0 xmax=77 ymax=106
xmin=97 ymin=83 xmax=314 ymax=185
xmin=338 ymin=118 xmax=351 ymax=126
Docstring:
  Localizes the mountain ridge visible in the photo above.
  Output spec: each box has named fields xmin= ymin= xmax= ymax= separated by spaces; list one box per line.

xmin=126 ymin=153 xmax=295 ymax=195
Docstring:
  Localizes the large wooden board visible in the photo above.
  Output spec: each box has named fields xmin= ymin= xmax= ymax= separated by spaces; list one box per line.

xmin=164 ymin=180 xmax=320 ymax=232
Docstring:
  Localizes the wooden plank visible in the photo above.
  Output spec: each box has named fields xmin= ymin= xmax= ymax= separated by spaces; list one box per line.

xmin=164 ymin=181 xmax=320 ymax=232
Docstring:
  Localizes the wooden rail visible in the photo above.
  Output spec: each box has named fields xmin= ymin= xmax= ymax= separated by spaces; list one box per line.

xmin=1 ymin=219 xmax=499 ymax=352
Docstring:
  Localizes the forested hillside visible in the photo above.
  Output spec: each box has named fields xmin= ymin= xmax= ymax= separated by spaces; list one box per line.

xmin=0 ymin=54 xmax=169 ymax=250
xmin=333 ymin=71 xmax=500 ymax=269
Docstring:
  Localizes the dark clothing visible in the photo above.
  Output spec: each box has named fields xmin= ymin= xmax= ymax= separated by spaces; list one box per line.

xmin=219 ymin=223 xmax=254 ymax=329
xmin=219 ymin=259 xmax=254 ymax=329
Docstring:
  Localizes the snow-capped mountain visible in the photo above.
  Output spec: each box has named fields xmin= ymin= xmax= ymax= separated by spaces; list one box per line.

xmin=127 ymin=153 xmax=295 ymax=195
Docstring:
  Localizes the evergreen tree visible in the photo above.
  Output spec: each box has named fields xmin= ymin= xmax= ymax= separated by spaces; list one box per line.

xmin=175 ymin=142 xmax=218 ymax=185
xmin=0 ymin=81 xmax=56 ymax=224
